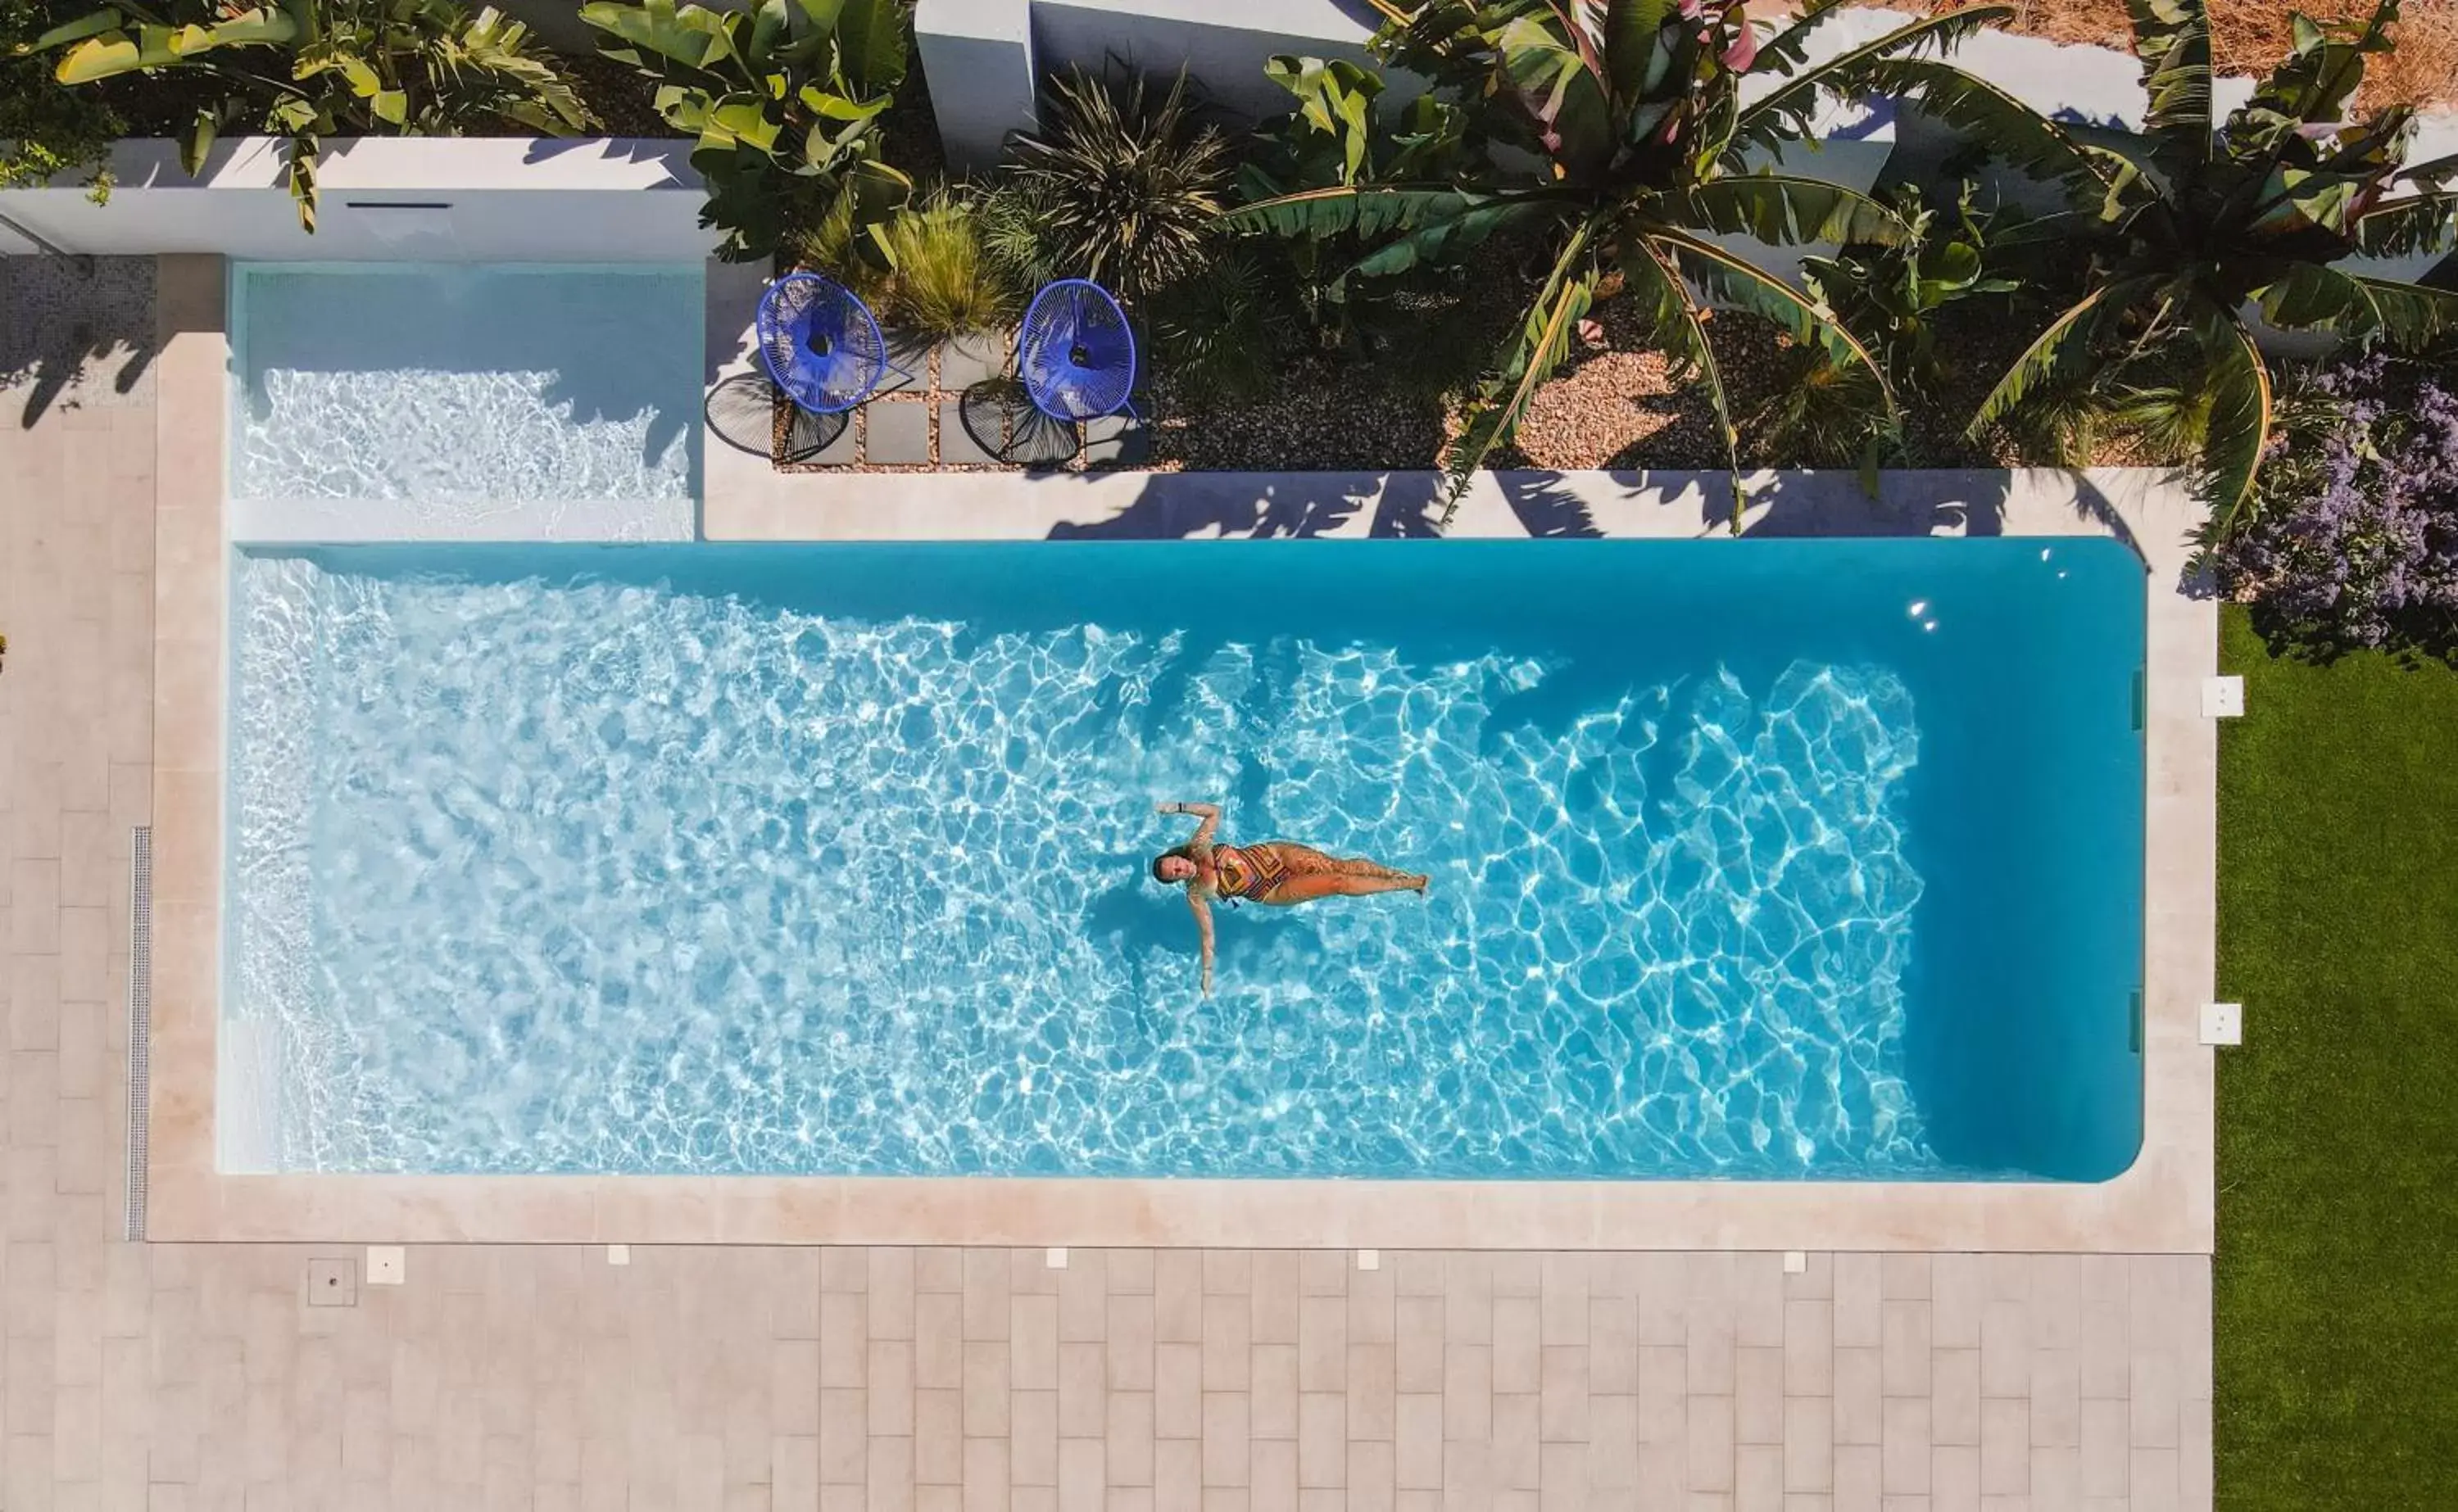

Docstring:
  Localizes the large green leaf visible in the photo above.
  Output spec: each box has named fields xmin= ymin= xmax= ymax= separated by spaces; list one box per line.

xmin=1966 ymin=275 xmax=2160 ymax=437
xmin=1651 ymin=225 xmax=1897 ymax=420
xmin=54 ymin=27 xmax=161 ymax=82
xmin=56 ymin=7 xmax=297 ymax=80
xmin=1730 ymin=3 xmax=2011 ymax=159
xmin=1345 ymin=196 xmax=1562 ymax=281
xmin=1438 ymin=220 xmax=1599 ymax=525
xmin=2352 ymin=273 xmax=2458 ymax=349
xmin=28 ymin=7 xmax=129 ymax=53
xmin=2354 ymin=193 xmax=2458 ymax=259
xmin=2127 ymin=0 xmax=2213 ymax=167
xmin=179 ymin=102 xmax=217 ymax=178
xmin=2195 ymin=313 xmax=2270 ymax=541
xmin=1626 ymin=236 xmax=1744 ymax=527
xmin=1265 ymin=54 xmax=1385 ymax=183
xmin=2245 ymin=164 xmax=2367 ymax=238
xmin=702 ymin=93 xmax=779 ymax=153
xmin=580 ymin=0 xmax=732 ymax=75
xmin=2220 ymin=0 xmax=2395 ymax=156
xmin=1497 ymin=12 xmax=1610 ymax=177
xmin=1221 ymin=183 xmax=1508 ymax=242
xmin=1674 ymin=174 xmax=1909 ymax=249
xmin=2253 ymin=261 xmax=2380 ymax=333
xmin=832 ymin=0 xmax=905 ymax=96
xmin=1850 ymin=57 xmax=2120 ymax=205
xmin=1599 ymin=0 xmax=1672 ymax=108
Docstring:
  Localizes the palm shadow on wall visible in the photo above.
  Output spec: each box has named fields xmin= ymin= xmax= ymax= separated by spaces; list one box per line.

xmin=1045 ymin=470 xmax=1444 ymax=539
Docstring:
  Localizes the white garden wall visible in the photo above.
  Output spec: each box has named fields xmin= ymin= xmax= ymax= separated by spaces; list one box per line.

xmin=0 ymin=137 xmax=715 ymax=261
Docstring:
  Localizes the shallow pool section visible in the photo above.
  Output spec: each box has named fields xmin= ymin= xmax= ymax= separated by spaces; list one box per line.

xmin=228 ymin=263 xmax=701 ymax=541
xmin=224 ymin=541 xmax=2145 ymax=1180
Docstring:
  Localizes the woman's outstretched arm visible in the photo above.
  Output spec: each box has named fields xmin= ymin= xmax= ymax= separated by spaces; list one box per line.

xmin=1188 ymin=892 xmax=1216 ymax=997
xmin=1158 ymin=800 xmax=1222 ymax=846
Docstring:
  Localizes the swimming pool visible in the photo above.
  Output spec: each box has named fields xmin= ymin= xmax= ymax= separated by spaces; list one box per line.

xmin=227 ymin=262 xmax=702 ymax=540
xmin=221 ymin=539 xmax=2145 ymax=1181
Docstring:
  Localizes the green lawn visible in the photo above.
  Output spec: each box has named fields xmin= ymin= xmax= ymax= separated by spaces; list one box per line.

xmin=2215 ymin=605 xmax=2458 ymax=1508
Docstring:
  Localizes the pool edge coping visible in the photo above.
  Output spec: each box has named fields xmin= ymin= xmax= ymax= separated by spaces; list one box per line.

xmin=147 ymin=253 xmax=2216 ymax=1252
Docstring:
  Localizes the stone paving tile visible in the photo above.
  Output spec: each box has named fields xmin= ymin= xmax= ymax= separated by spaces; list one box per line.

xmin=0 ymin=257 xmax=2214 ymax=1510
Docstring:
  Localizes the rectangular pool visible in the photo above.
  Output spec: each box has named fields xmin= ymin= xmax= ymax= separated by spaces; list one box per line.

xmin=221 ymin=539 xmax=2145 ymax=1181
xmin=228 ymin=262 xmax=702 ymax=541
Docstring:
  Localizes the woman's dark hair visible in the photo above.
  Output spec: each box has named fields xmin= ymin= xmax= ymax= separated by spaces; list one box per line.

xmin=1151 ymin=844 xmax=1197 ymax=884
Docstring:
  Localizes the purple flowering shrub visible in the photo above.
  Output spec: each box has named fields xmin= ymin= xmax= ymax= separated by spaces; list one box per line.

xmin=2214 ymin=350 xmax=2458 ymax=656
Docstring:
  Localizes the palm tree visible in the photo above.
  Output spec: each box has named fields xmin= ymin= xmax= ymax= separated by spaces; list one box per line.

xmin=1941 ymin=0 xmax=2458 ymax=541
xmin=1224 ymin=0 xmax=2022 ymax=523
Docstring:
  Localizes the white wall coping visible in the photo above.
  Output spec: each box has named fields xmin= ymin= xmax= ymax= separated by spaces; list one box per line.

xmin=88 ymin=134 xmax=702 ymax=193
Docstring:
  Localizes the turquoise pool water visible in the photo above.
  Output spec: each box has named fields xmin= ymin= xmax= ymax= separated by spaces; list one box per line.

xmin=224 ymin=540 xmax=2145 ymax=1180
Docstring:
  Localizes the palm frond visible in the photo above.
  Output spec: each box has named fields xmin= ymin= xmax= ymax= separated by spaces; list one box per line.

xmin=1675 ymin=174 xmax=1910 ymax=248
xmin=1221 ymin=183 xmax=1510 ymax=242
xmin=1849 ymin=58 xmax=2121 ymax=203
xmin=2194 ymin=312 xmax=2271 ymax=542
xmin=2353 ymin=192 xmax=2458 ymax=260
xmin=2126 ymin=0 xmax=2213 ymax=166
xmin=1345 ymin=197 xmax=1567 ymax=281
xmin=2351 ymin=274 xmax=2458 ymax=350
xmin=1649 ymin=225 xmax=1898 ymax=421
xmin=1732 ymin=3 xmax=2011 ymax=158
xmin=1746 ymin=0 xmax=1853 ymax=82
xmin=2254 ymin=262 xmax=2381 ymax=335
xmin=1437 ymin=222 xmax=1599 ymax=527
xmin=1623 ymin=238 xmax=1745 ymax=527
xmin=1966 ymin=275 xmax=2159 ymax=437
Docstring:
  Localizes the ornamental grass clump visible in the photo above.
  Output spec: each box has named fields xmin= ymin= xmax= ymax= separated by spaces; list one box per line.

xmin=2215 ymin=351 xmax=2458 ymax=657
xmin=1005 ymin=68 xmax=1233 ymax=301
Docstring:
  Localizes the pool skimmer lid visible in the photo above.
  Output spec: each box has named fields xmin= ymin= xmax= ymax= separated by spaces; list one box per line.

xmin=2200 ymin=1003 xmax=2243 ymax=1047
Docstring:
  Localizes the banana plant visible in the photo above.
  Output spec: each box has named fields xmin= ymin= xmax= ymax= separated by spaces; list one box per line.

xmin=34 ymin=0 xmax=594 ymax=232
xmin=1948 ymin=0 xmax=2458 ymax=542
xmin=1224 ymin=0 xmax=2020 ymax=525
xmin=580 ymin=0 xmax=910 ymax=263
xmin=1234 ymin=53 xmax=1477 ymax=347
xmin=1802 ymin=183 xmax=2020 ymax=397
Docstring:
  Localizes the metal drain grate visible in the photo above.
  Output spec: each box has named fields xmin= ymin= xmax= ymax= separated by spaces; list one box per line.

xmin=124 ymin=826 xmax=152 ymax=1243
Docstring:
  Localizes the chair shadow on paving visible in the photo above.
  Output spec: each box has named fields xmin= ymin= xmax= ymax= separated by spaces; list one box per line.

xmin=0 ymin=256 xmax=159 ymax=429
xmin=958 ymin=378 xmax=1080 ymax=469
xmin=705 ymin=371 xmax=847 ymax=464
xmin=1045 ymin=471 xmax=1444 ymax=541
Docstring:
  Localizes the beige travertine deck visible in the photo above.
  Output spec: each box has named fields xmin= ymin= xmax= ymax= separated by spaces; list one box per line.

xmin=138 ymin=256 xmax=2218 ymax=1253
xmin=1 ymin=253 xmax=2213 ymax=1507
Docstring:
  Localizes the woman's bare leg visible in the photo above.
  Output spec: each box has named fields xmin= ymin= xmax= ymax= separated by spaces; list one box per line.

xmin=1264 ymin=867 xmax=1428 ymax=904
xmin=1327 ymin=853 xmax=1429 ymax=894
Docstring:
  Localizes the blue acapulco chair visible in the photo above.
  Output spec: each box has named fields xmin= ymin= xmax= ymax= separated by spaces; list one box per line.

xmin=756 ymin=272 xmax=909 ymax=441
xmin=1018 ymin=278 xmax=1139 ymax=428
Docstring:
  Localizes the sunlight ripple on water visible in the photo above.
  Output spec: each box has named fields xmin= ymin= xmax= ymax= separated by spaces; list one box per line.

xmin=229 ymin=554 xmax=1935 ymax=1178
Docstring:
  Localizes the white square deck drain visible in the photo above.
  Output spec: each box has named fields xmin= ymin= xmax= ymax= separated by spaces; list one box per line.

xmin=1783 ymin=1251 xmax=1807 ymax=1274
xmin=2202 ymin=676 xmax=2245 ymax=718
xmin=364 ymin=1246 xmax=406 ymax=1286
xmin=1356 ymin=1249 xmax=1380 ymax=1271
xmin=606 ymin=1244 xmax=631 ymax=1266
xmin=2200 ymin=1003 xmax=2243 ymax=1047
xmin=1045 ymin=1247 xmax=1068 ymax=1270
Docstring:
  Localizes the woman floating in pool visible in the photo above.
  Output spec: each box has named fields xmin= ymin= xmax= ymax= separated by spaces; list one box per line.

xmin=1151 ymin=800 xmax=1427 ymax=996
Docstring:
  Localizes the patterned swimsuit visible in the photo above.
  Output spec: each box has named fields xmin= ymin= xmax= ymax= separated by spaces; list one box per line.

xmin=1210 ymin=844 xmax=1293 ymax=904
